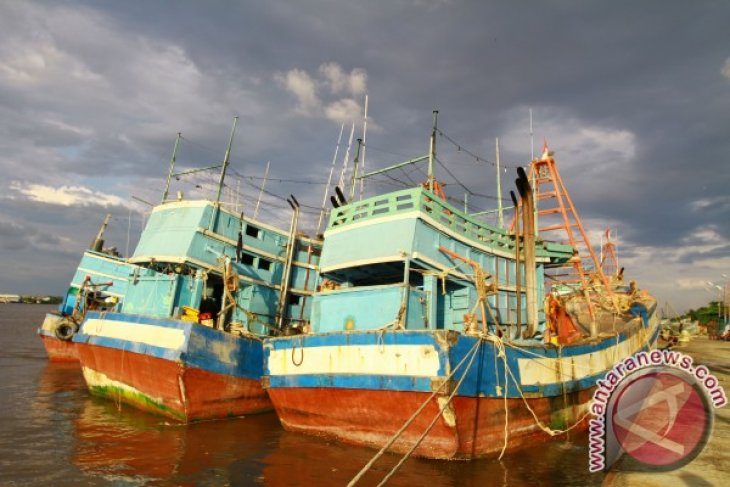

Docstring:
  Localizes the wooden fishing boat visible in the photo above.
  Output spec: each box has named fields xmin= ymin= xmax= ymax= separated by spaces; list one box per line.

xmin=263 ymin=113 xmax=658 ymax=460
xmin=73 ymin=120 xmax=321 ymax=421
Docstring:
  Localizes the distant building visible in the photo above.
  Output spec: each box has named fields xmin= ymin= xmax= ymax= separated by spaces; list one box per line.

xmin=0 ymin=294 xmax=21 ymax=303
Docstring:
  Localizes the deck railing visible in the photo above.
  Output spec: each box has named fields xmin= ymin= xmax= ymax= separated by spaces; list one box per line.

xmin=328 ymin=187 xmax=519 ymax=253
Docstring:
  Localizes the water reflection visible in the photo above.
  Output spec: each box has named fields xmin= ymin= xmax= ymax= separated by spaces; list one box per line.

xmin=32 ymin=362 xmax=604 ymax=486
xmin=72 ymin=399 xmax=277 ymax=485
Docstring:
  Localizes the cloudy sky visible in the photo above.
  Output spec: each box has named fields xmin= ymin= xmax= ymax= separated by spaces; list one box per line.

xmin=0 ymin=1 xmax=728 ymax=312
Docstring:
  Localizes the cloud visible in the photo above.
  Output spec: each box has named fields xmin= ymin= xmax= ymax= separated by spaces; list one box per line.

xmin=0 ymin=215 xmax=76 ymax=256
xmin=275 ymin=68 xmax=321 ymax=113
xmin=276 ymin=62 xmax=370 ymax=124
xmin=9 ymin=182 xmax=132 ymax=209
xmin=324 ymin=99 xmax=363 ymax=124
xmin=318 ymin=63 xmax=368 ymax=96
xmin=689 ymin=195 xmax=730 ymax=213
xmin=498 ymin=106 xmax=637 ymax=169
xmin=722 ymin=57 xmax=730 ymax=80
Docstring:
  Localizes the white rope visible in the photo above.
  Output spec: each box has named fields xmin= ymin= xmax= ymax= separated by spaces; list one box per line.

xmin=375 ymin=339 xmax=483 ymax=486
xmin=347 ymin=337 xmax=482 ymax=487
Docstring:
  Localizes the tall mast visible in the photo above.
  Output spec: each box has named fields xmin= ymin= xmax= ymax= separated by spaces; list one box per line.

xmin=428 ymin=110 xmax=438 ymax=191
xmin=317 ymin=123 xmax=345 ymax=235
xmin=359 ymin=94 xmax=369 ymax=200
xmin=253 ymin=161 xmax=270 ymax=219
xmin=215 ymin=116 xmax=239 ymax=205
xmin=496 ymin=137 xmax=504 ymax=228
xmin=162 ymin=132 xmax=182 ymax=203
xmin=349 ymin=138 xmax=363 ymax=200
xmin=529 ymin=108 xmax=534 ymax=161
xmin=337 ymin=123 xmax=356 ymax=189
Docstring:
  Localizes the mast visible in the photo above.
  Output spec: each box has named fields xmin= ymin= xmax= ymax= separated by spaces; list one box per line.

xmin=215 ymin=116 xmax=239 ymax=205
xmin=348 ymin=138 xmax=363 ymax=200
xmin=428 ymin=110 xmax=438 ymax=191
xmin=337 ymin=123 xmax=356 ymax=189
xmin=317 ymin=123 xmax=345 ymax=235
xmin=359 ymin=94 xmax=369 ymax=200
xmin=162 ymin=132 xmax=182 ymax=203
xmin=253 ymin=161 xmax=270 ymax=219
xmin=529 ymin=108 xmax=534 ymax=161
xmin=496 ymin=137 xmax=504 ymax=228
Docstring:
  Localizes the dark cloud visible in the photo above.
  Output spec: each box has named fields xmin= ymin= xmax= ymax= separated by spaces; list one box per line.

xmin=0 ymin=0 xmax=728 ymax=310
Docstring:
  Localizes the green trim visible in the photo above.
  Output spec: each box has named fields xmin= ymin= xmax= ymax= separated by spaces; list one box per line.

xmin=89 ymin=385 xmax=186 ymax=421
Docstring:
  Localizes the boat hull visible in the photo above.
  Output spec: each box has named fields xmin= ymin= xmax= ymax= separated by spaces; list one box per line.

xmin=268 ymin=386 xmax=594 ymax=459
xmin=74 ymin=312 xmax=271 ymax=422
xmin=264 ymin=314 xmax=659 ymax=459
xmin=38 ymin=313 xmax=79 ymax=362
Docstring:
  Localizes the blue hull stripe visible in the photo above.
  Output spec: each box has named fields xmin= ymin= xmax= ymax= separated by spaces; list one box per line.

xmin=75 ymin=311 xmax=264 ymax=380
xmin=268 ymin=374 xmax=434 ymax=393
xmin=265 ymin=321 xmax=660 ymax=399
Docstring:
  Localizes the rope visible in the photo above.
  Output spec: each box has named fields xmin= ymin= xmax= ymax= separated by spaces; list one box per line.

xmin=375 ymin=339 xmax=483 ymax=486
xmin=500 ymin=337 xmax=592 ymax=437
xmin=347 ymin=337 xmax=482 ymax=487
xmin=484 ymin=334 xmax=510 ymax=459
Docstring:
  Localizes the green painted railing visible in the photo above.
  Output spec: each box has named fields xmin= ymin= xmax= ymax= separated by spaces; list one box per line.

xmin=327 ymin=188 xmax=570 ymax=260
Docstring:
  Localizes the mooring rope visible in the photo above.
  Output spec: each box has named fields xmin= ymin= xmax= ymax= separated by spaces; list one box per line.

xmin=347 ymin=337 xmax=483 ymax=487
xmin=375 ymin=338 xmax=483 ymax=487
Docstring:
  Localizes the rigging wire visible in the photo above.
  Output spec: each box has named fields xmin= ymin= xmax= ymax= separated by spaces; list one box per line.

xmin=436 ymin=129 xmax=522 ymax=169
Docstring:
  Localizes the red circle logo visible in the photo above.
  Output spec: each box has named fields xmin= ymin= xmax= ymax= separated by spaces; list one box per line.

xmin=610 ymin=370 xmax=712 ymax=469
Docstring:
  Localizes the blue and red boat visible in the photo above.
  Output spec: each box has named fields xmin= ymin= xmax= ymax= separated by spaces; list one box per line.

xmin=263 ymin=114 xmax=658 ymax=459
xmin=73 ymin=121 xmax=321 ymax=421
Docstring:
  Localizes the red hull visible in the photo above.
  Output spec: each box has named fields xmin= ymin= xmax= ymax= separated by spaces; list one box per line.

xmin=76 ymin=342 xmax=272 ymax=422
xmin=268 ymin=387 xmax=592 ymax=459
xmin=40 ymin=334 xmax=79 ymax=362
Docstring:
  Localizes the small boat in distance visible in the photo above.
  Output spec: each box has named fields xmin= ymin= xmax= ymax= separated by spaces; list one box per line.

xmin=73 ymin=119 xmax=321 ymax=422
xmin=263 ymin=112 xmax=658 ymax=460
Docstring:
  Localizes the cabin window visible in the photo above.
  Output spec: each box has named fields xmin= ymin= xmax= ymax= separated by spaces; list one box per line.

xmin=396 ymin=202 xmax=414 ymax=210
xmin=257 ymin=257 xmax=272 ymax=271
xmin=288 ymin=294 xmax=303 ymax=306
xmin=396 ymin=194 xmax=411 ymax=202
xmin=240 ymin=253 xmax=255 ymax=266
xmin=372 ymin=207 xmax=389 ymax=215
xmin=245 ymin=225 xmax=261 ymax=239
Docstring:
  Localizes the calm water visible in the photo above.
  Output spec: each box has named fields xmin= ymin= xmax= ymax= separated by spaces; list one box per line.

xmin=0 ymin=305 xmax=606 ymax=486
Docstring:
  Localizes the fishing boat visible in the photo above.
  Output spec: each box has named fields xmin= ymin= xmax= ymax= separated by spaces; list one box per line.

xmin=73 ymin=119 xmax=321 ymax=422
xmin=263 ymin=112 xmax=658 ymax=460
xmin=38 ymin=215 xmax=135 ymax=362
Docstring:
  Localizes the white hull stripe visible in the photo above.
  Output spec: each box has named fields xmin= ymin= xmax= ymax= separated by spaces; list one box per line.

xmin=82 ymin=318 xmax=186 ymax=351
xmin=517 ymin=318 xmax=657 ymax=386
xmin=267 ymin=344 xmax=441 ymax=377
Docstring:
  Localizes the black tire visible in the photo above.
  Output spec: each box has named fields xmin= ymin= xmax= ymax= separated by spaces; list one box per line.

xmin=54 ymin=320 xmax=79 ymax=341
